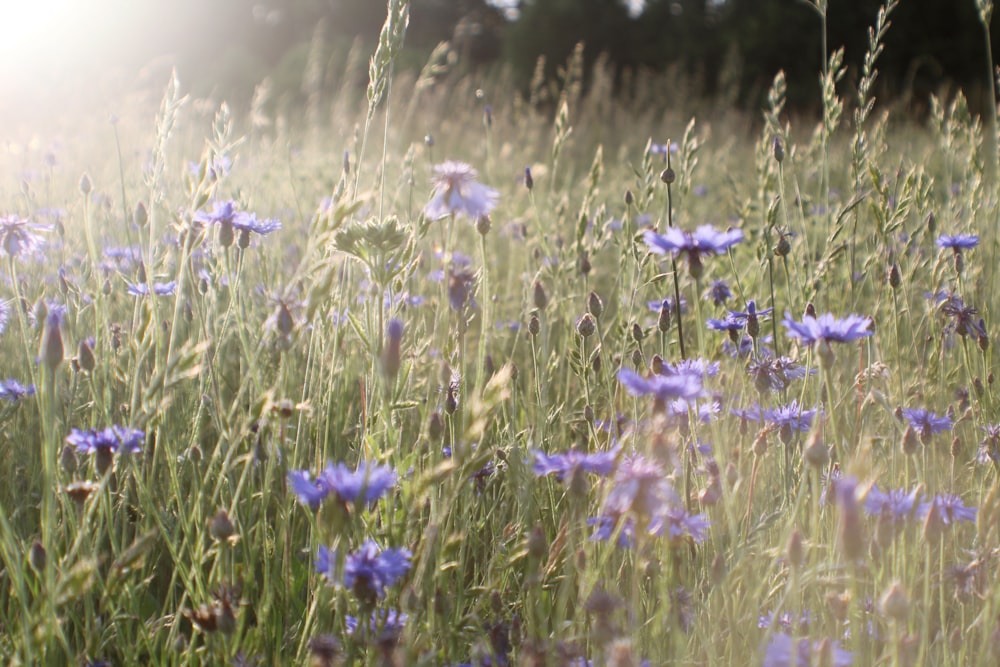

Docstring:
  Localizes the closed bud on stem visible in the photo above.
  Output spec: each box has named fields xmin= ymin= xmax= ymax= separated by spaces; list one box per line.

xmin=773 ymin=233 xmax=791 ymax=257
xmin=879 ymin=581 xmax=910 ymax=622
xmin=888 ymin=263 xmax=902 ymax=289
xmin=631 ymin=323 xmax=644 ymax=344
xmin=524 ymin=166 xmax=533 ymax=191
xmin=588 ymin=291 xmax=604 ymax=319
xmin=772 ymin=136 xmax=785 ymax=163
xmin=786 ymin=527 xmax=805 ymax=569
xmin=476 ymin=215 xmax=491 ymax=236
xmin=528 ymin=314 xmax=540 ymax=336
xmin=631 ymin=349 xmax=643 ymax=367
xmin=40 ymin=312 xmax=64 ymax=372
xmin=79 ymin=173 xmax=92 ymax=196
xmin=660 ymin=167 xmax=675 ymax=185
xmin=901 ymin=425 xmax=919 ymax=456
xmin=77 ymin=337 xmax=96 ymax=373
xmin=29 ymin=541 xmax=46 ymax=573
xmin=209 ymin=510 xmax=236 ymax=542
xmin=532 ymin=281 xmax=548 ymax=310
xmin=428 ymin=411 xmax=445 ymax=441
xmin=578 ymin=251 xmax=591 ymax=276
xmin=624 ymin=189 xmax=633 ymax=206
xmin=577 ymin=313 xmax=596 ymax=338
xmin=658 ymin=303 xmax=671 ymax=332
xmin=803 ymin=429 xmax=829 ymax=468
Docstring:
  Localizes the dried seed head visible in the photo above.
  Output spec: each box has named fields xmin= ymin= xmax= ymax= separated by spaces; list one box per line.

xmin=773 ymin=233 xmax=791 ymax=257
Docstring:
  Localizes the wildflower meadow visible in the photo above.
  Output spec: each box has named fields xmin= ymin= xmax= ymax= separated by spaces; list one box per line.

xmin=4 ymin=0 xmax=1000 ymax=665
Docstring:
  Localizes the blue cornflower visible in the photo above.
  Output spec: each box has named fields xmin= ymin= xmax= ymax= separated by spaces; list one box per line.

xmin=656 ymin=505 xmax=711 ymax=545
xmin=0 ymin=214 xmax=51 ymax=259
xmin=288 ymin=461 xmax=396 ymax=510
xmin=723 ymin=334 xmax=773 ymax=358
xmin=648 ymin=142 xmax=678 ymax=160
xmin=532 ymin=448 xmax=618 ymax=482
xmin=707 ymin=314 xmax=746 ymax=341
xmin=643 ymin=225 xmax=744 ymax=278
xmin=0 ymin=379 xmax=34 ymax=402
xmin=618 ymin=368 xmax=704 ymax=404
xmin=918 ymin=494 xmax=977 ymax=525
xmin=66 ymin=425 xmax=144 ymax=455
xmin=900 ymin=407 xmax=952 ymax=443
xmin=345 ymin=609 xmax=407 ymax=636
xmin=0 ymin=300 xmax=8 ymax=335
xmin=646 ymin=296 xmax=687 ymax=314
xmin=194 ymin=200 xmax=238 ymax=228
xmin=127 ymin=281 xmax=177 ymax=297
xmin=977 ymin=424 xmax=1000 ymax=465
xmin=195 ymin=200 xmax=279 ymax=248
xmin=316 ymin=540 xmax=411 ymax=602
xmin=705 ymin=279 xmax=732 ymax=305
xmin=862 ymin=485 xmax=920 ymax=522
xmin=746 ymin=355 xmax=813 ymax=393
xmin=782 ymin=312 xmax=873 ymax=346
xmin=762 ymin=400 xmax=818 ymax=436
xmin=758 ymin=610 xmax=811 ymax=633
xmin=231 ymin=212 xmax=281 ymax=247
xmin=424 ymin=161 xmax=499 ymax=221
xmin=936 ymin=234 xmax=979 ymax=250
xmin=660 ymin=358 xmax=720 ymax=378
xmin=603 ymin=455 xmax=679 ymax=519
xmin=762 ymin=632 xmax=853 ymax=667
xmin=102 ymin=245 xmax=143 ymax=271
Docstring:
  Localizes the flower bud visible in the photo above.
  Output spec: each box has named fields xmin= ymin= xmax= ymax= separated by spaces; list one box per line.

xmin=658 ymin=302 xmax=671 ymax=332
xmin=524 ymin=166 xmax=534 ymax=191
xmin=624 ymin=189 xmax=633 ymax=206
xmin=77 ymin=337 xmax=96 ymax=373
xmin=428 ymin=411 xmax=444 ymax=441
xmin=210 ymin=510 xmax=236 ymax=542
xmin=773 ymin=233 xmax=790 ymax=257
xmin=577 ymin=313 xmax=596 ymax=338
xmin=786 ymin=527 xmax=805 ymax=569
xmin=772 ymin=136 xmax=785 ymax=163
xmin=660 ymin=167 xmax=675 ymax=184
xmin=528 ymin=314 xmax=540 ymax=336
xmin=631 ymin=323 xmax=644 ymax=344
xmin=578 ymin=251 xmax=591 ymax=276
xmin=40 ymin=311 xmax=64 ymax=372
xmin=533 ymin=281 xmax=548 ymax=310
xmin=888 ymin=263 xmax=902 ymax=289
xmin=79 ymin=173 xmax=92 ymax=196
xmin=29 ymin=540 xmax=47 ymax=572
xmin=588 ymin=291 xmax=604 ymax=319
xmin=476 ymin=215 xmax=491 ymax=236
xmin=879 ymin=581 xmax=910 ymax=622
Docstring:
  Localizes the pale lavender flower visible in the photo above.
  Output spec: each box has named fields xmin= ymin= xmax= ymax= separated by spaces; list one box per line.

xmin=918 ymin=494 xmax=977 ymax=525
xmin=705 ymin=279 xmax=732 ymax=305
xmin=782 ymin=312 xmax=873 ymax=345
xmin=127 ymin=281 xmax=177 ymax=297
xmin=0 ymin=379 xmax=35 ymax=402
xmin=618 ymin=368 xmax=704 ymax=403
xmin=316 ymin=540 xmax=411 ymax=602
xmin=289 ymin=461 xmax=397 ymax=510
xmin=762 ymin=632 xmax=853 ymax=667
xmin=862 ymin=485 xmax=920 ymax=522
xmin=643 ymin=225 xmax=744 ymax=278
xmin=936 ymin=234 xmax=979 ymax=250
xmin=532 ymin=448 xmax=618 ymax=481
xmin=424 ymin=161 xmax=499 ymax=221
xmin=900 ymin=407 xmax=952 ymax=442
xmin=0 ymin=214 xmax=51 ymax=259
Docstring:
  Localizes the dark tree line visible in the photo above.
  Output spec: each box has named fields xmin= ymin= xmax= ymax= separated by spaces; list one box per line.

xmin=142 ymin=0 xmax=1000 ymax=112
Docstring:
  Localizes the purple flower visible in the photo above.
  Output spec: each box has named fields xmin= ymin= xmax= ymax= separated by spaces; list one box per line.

xmin=762 ymin=633 xmax=853 ymax=667
xmin=900 ymin=407 xmax=952 ymax=442
xmin=448 ymin=267 xmax=477 ymax=311
xmin=643 ymin=225 xmax=744 ymax=278
xmin=705 ymin=279 xmax=732 ymax=305
xmin=316 ymin=540 xmax=411 ymax=601
xmin=918 ymin=494 xmax=977 ymax=525
xmin=0 ymin=379 xmax=35 ymax=402
xmin=782 ymin=312 xmax=873 ymax=345
xmin=618 ymin=368 xmax=704 ymax=403
xmin=603 ymin=455 xmax=678 ymax=518
xmin=938 ymin=294 xmax=986 ymax=338
xmin=656 ymin=505 xmax=711 ymax=544
xmin=707 ymin=314 xmax=746 ymax=336
xmin=762 ymin=400 xmax=818 ymax=433
xmin=344 ymin=609 xmax=407 ymax=636
xmin=977 ymin=424 xmax=1000 ymax=465
xmin=936 ymin=234 xmax=979 ymax=250
xmin=0 ymin=214 xmax=51 ymax=259
xmin=424 ymin=161 xmax=499 ymax=221
xmin=232 ymin=213 xmax=281 ymax=237
xmin=66 ymin=425 xmax=144 ymax=455
xmin=127 ymin=281 xmax=177 ymax=297
xmin=0 ymin=300 xmax=8 ymax=336
xmin=649 ymin=142 xmax=678 ymax=160
xmin=532 ymin=448 xmax=618 ymax=482
xmin=646 ymin=296 xmax=687 ymax=314
xmin=288 ymin=461 xmax=396 ymax=510
xmin=194 ymin=200 xmax=238 ymax=227
xmin=862 ymin=485 xmax=920 ymax=522
xmin=659 ymin=358 xmax=720 ymax=378
xmin=746 ymin=355 xmax=813 ymax=393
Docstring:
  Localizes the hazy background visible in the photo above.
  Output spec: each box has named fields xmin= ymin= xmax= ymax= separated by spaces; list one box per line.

xmin=1 ymin=0 xmax=996 ymax=127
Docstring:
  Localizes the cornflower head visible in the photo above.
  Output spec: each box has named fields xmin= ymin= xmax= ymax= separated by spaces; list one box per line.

xmin=0 ymin=379 xmax=35 ymax=402
xmin=646 ymin=296 xmax=687 ymax=315
xmin=918 ymin=494 xmax=977 ymax=526
xmin=707 ymin=313 xmax=745 ymax=343
xmin=602 ymin=454 xmax=679 ymax=519
xmin=617 ymin=368 xmax=705 ymax=411
xmin=194 ymin=200 xmax=280 ymax=248
xmin=643 ymin=225 xmax=744 ymax=279
xmin=937 ymin=293 xmax=986 ymax=339
xmin=659 ymin=358 xmax=720 ymax=379
xmin=288 ymin=461 xmax=396 ymax=510
xmin=761 ymin=400 xmax=818 ymax=444
xmin=344 ymin=609 xmax=407 ymax=638
xmin=762 ymin=633 xmax=853 ymax=667
xmin=424 ymin=161 xmax=499 ymax=221
xmin=746 ymin=355 xmax=813 ymax=393
xmin=862 ymin=485 xmax=921 ymax=522
xmin=977 ymin=424 xmax=1000 ymax=465
xmin=0 ymin=214 xmax=51 ymax=259
xmin=900 ymin=407 xmax=951 ymax=444
xmin=127 ymin=281 xmax=177 ymax=297
xmin=782 ymin=311 xmax=872 ymax=366
xmin=730 ymin=300 xmax=773 ymax=340
xmin=316 ymin=539 xmax=411 ymax=605
xmin=648 ymin=141 xmax=677 ymax=161
xmin=66 ymin=425 xmax=144 ymax=475
xmin=705 ymin=279 xmax=732 ymax=305
xmin=937 ymin=233 xmax=978 ymax=273
xmin=532 ymin=447 xmax=618 ymax=484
